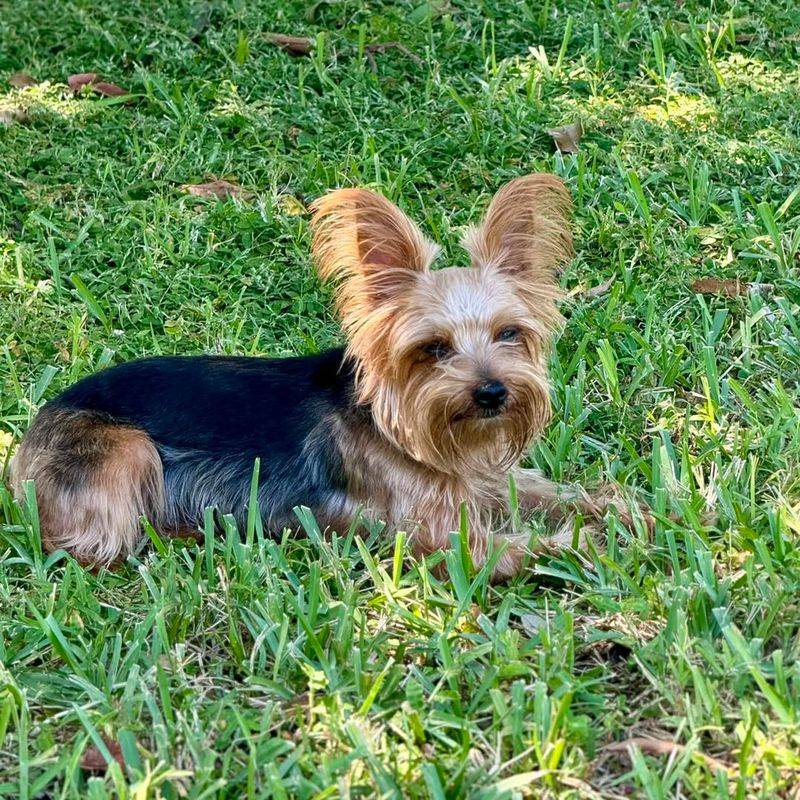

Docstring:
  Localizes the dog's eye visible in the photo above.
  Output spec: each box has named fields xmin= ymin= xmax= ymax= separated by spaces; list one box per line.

xmin=496 ymin=327 xmax=520 ymax=342
xmin=421 ymin=340 xmax=453 ymax=360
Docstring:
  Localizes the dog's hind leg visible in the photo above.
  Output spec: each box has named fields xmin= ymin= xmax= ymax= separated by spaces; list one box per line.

xmin=11 ymin=407 xmax=165 ymax=565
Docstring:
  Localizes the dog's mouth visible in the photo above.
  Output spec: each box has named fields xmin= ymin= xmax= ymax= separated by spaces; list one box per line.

xmin=451 ymin=406 xmax=505 ymax=423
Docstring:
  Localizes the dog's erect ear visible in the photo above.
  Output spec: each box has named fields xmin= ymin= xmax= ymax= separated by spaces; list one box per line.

xmin=462 ymin=174 xmax=573 ymax=285
xmin=310 ymin=188 xmax=439 ymax=391
xmin=310 ymin=188 xmax=439 ymax=311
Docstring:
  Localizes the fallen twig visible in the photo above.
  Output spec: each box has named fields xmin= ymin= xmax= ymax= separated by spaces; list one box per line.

xmin=364 ymin=41 xmax=423 ymax=73
xmin=604 ymin=736 xmax=733 ymax=774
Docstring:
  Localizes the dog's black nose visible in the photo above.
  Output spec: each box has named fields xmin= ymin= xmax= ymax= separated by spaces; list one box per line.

xmin=473 ymin=380 xmax=508 ymax=410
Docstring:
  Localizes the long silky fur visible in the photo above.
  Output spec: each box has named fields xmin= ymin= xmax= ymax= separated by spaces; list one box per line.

xmin=461 ymin=172 xmax=573 ymax=335
xmin=14 ymin=173 xmax=597 ymax=581
xmin=311 ymin=175 xmax=572 ymax=475
xmin=309 ymin=188 xmax=440 ymax=403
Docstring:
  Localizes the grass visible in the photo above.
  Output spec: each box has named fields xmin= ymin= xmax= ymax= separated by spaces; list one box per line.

xmin=1 ymin=0 xmax=800 ymax=796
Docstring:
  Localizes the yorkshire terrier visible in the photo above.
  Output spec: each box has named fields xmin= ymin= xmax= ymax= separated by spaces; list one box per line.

xmin=12 ymin=174 xmax=642 ymax=579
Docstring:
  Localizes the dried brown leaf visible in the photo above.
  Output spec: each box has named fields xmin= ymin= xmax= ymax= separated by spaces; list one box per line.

xmin=604 ymin=737 xmax=732 ymax=774
xmin=547 ymin=121 xmax=583 ymax=154
xmin=68 ymin=72 xmax=99 ymax=92
xmin=690 ymin=278 xmax=773 ymax=297
xmin=519 ymin=612 xmax=549 ymax=636
xmin=9 ymin=72 xmax=38 ymax=88
xmin=182 ymin=180 xmax=252 ymax=200
xmin=572 ymin=277 xmax=616 ymax=300
xmin=91 ymin=81 xmax=129 ymax=97
xmin=364 ymin=41 xmax=424 ymax=72
xmin=265 ymin=33 xmax=314 ymax=55
xmin=80 ymin=738 xmax=125 ymax=772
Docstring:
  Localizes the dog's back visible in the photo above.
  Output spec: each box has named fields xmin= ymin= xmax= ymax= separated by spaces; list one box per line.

xmin=12 ymin=349 xmax=355 ymax=563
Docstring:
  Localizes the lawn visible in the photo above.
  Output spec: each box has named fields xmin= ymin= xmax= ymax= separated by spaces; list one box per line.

xmin=1 ymin=0 xmax=799 ymax=797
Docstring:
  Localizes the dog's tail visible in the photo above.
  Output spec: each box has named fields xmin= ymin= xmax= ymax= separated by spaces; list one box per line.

xmin=11 ymin=406 xmax=165 ymax=565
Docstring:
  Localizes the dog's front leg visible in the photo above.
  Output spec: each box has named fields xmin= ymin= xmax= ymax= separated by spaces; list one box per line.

xmin=511 ymin=468 xmax=651 ymax=536
xmin=511 ymin=468 xmax=597 ymax=518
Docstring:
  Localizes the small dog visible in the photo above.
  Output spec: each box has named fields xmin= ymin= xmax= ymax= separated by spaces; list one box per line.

xmin=12 ymin=174 xmax=637 ymax=579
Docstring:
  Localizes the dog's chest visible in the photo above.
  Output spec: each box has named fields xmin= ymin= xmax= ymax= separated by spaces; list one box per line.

xmin=332 ymin=414 xmax=504 ymax=536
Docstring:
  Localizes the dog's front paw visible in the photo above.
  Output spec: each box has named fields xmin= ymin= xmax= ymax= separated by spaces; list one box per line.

xmin=583 ymin=487 xmax=654 ymax=536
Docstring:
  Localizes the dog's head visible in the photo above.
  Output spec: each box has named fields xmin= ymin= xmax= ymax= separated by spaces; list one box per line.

xmin=310 ymin=174 xmax=572 ymax=474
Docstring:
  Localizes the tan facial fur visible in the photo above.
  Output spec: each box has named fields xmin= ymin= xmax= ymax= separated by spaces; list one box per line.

xmin=311 ymin=173 xmax=573 ymax=476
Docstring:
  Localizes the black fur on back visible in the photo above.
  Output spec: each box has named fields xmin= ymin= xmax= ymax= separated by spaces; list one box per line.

xmin=49 ymin=347 xmax=358 ymax=531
